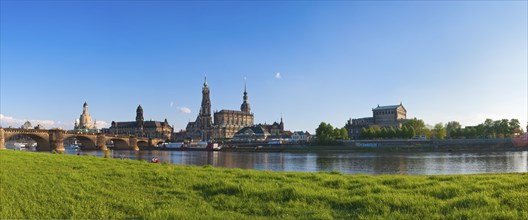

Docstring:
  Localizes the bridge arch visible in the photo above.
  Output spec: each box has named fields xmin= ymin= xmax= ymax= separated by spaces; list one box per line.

xmin=63 ymin=135 xmax=97 ymax=150
xmin=109 ymin=138 xmax=130 ymax=150
xmin=137 ymin=140 xmax=149 ymax=149
xmin=4 ymin=133 xmax=50 ymax=150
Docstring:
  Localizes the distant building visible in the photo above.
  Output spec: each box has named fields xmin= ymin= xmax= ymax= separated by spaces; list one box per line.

xmin=291 ymin=131 xmax=311 ymax=143
xmin=186 ymin=77 xmax=215 ymax=141
xmin=259 ymin=118 xmax=285 ymax=135
xmin=74 ymin=102 xmax=99 ymax=132
xmin=34 ymin=124 xmax=45 ymax=130
xmin=186 ymin=77 xmax=255 ymax=141
xmin=232 ymin=125 xmax=270 ymax=142
xmin=21 ymin=121 xmax=32 ymax=129
xmin=105 ymin=105 xmax=173 ymax=140
xmin=346 ymin=103 xmax=408 ymax=140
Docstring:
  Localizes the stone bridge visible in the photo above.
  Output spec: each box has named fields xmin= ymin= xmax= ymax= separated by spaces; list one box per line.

xmin=0 ymin=128 xmax=166 ymax=151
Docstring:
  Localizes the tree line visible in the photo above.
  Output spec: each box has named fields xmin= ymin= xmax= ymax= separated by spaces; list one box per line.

xmin=315 ymin=122 xmax=349 ymax=144
xmin=449 ymin=119 xmax=522 ymax=139
xmin=316 ymin=118 xmax=524 ymax=141
xmin=360 ymin=126 xmax=416 ymax=140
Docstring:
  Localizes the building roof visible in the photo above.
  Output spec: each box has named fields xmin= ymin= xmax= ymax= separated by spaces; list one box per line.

xmin=373 ymin=103 xmax=406 ymax=112
xmin=113 ymin=120 xmax=169 ymax=128
xmin=215 ymin=109 xmax=252 ymax=115
xmin=235 ymin=126 xmax=270 ymax=136
xmin=293 ymin=131 xmax=311 ymax=136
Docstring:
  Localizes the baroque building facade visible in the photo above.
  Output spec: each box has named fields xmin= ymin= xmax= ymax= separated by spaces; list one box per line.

xmin=345 ymin=103 xmax=407 ymax=140
xmin=186 ymin=77 xmax=254 ymax=141
xmin=105 ymin=105 xmax=173 ymax=140
xmin=74 ymin=102 xmax=99 ymax=132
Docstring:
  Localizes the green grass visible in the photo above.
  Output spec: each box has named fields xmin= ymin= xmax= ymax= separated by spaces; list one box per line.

xmin=1 ymin=150 xmax=527 ymax=219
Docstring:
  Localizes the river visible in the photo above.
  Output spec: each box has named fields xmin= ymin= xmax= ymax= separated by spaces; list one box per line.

xmin=61 ymin=149 xmax=527 ymax=175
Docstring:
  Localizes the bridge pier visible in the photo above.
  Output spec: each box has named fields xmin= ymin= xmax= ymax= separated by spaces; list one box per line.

xmin=0 ymin=128 xmax=5 ymax=150
xmin=97 ymin=134 xmax=108 ymax=151
xmin=49 ymin=130 xmax=65 ymax=152
xmin=148 ymin=138 xmax=154 ymax=147
xmin=130 ymin=137 xmax=139 ymax=151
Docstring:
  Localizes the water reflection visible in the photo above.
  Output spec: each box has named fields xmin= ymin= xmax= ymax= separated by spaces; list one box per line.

xmin=64 ymin=149 xmax=528 ymax=175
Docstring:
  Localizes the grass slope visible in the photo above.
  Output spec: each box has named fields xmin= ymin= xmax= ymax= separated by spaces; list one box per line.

xmin=1 ymin=150 xmax=527 ymax=219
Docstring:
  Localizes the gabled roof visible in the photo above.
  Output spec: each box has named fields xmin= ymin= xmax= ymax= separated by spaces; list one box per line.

xmin=235 ymin=126 xmax=270 ymax=136
xmin=113 ymin=122 xmax=138 ymax=128
xmin=373 ymin=103 xmax=406 ymax=112
xmin=216 ymin=109 xmax=252 ymax=115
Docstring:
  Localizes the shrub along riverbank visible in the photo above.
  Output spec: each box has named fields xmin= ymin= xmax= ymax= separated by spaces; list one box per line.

xmin=1 ymin=150 xmax=527 ymax=219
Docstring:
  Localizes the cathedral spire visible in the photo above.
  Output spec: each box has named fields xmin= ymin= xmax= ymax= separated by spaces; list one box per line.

xmin=83 ymin=101 xmax=88 ymax=113
xmin=136 ymin=105 xmax=144 ymax=123
xmin=241 ymin=79 xmax=251 ymax=113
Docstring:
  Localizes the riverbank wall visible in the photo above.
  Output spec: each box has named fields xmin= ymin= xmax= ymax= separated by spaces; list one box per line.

xmin=342 ymin=138 xmax=527 ymax=151
xmin=220 ymin=138 xmax=527 ymax=152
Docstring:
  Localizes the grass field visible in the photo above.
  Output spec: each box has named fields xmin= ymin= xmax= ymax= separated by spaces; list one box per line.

xmin=1 ymin=150 xmax=527 ymax=219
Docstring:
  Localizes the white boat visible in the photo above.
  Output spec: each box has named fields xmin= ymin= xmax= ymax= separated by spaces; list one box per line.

xmin=267 ymin=139 xmax=282 ymax=145
xmin=190 ymin=141 xmax=208 ymax=148
xmin=65 ymin=145 xmax=80 ymax=150
xmin=14 ymin=143 xmax=27 ymax=149
xmin=163 ymin=142 xmax=184 ymax=149
xmin=208 ymin=143 xmax=222 ymax=150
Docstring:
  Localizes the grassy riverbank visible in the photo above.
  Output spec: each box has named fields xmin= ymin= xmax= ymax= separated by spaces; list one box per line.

xmin=1 ymin=151 xmax=527 ymax=219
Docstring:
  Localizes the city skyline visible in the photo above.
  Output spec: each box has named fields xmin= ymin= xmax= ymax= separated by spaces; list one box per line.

xmin=1 ymin=1 xmax=527 ymax=132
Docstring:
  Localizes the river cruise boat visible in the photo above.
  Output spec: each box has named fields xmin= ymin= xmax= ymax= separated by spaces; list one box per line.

xmin=162 ymin=142 xmax=184 ymax=149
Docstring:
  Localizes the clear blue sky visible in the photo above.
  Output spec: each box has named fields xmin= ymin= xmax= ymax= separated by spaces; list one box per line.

xmin=1 ymin=1 xmax=527 ymax=132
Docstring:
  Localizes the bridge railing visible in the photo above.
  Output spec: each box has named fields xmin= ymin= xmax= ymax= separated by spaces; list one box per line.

xmin=2 ymin=128 xmax=50 ymax=134
xmin=1 ymin=128 xmax=150 ymax=139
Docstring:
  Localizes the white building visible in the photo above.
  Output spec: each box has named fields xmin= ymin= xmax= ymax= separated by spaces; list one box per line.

xmin=291 ymin=131 xmax=311 ymax=143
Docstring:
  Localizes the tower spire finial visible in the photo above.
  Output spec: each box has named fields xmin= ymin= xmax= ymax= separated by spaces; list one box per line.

xmin=244 ymin=77 xmax=247 ymax=93
xmin=204 ymin=74 xmax=208 ymax=86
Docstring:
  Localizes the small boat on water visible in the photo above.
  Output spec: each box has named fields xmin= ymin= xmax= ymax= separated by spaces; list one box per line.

xmin=162 ymin=142 xmax=184 ymax=149
xmin=65 ymin=145 xmax=80 ymax=150
xmin=185 ymin=141 xmax=208 ymax=149
xmin=13 ymin=143 xmax=27 ymax=150
xmin=207 ymin=142 xmax=222 ymax=150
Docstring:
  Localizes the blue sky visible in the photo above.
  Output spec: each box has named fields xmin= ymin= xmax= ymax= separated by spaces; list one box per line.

xmin=1 ymin=1 xmax=527 ymax=132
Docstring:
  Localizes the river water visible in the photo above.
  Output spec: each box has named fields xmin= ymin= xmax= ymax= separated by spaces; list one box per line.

xmin=63 ymin=149 xmax=528 ymax=175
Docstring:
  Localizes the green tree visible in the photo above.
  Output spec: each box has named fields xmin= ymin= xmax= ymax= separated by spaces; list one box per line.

xmin=333 ymin=128 xmax=342 ymax=140
xmin=380 ymin=127 xmax=388 ymax=139
xmin=404 ymin=118 xmax=427 ymax=136
xmin=432 ymin=123 xmax=447 ymax=139
xmin=340 ymin=128 xmax=349 ymax=140
xmin=360 ymin=128 xmax=369 ymax=140
xmin=374 ymin=127 xmax=382 ymax=139
xmin=509 ymin=119 xmax=521 ymax=136
xmin=316 ymin=122 xmax=336 ymax=144
xmin=408 ymin=126 xmax=416 ymax=139
xmin=451 ymin=128 xmax=459 ymax=138
xmin=388 ymin=127 xmax=396 ymax=139
xmin=369 ymin=127 xmax=376 ymax=140
xmin=446 ymin=121 xmax=462 ymax=138
xmin=401 ymin=126 xmax=409 ymax=139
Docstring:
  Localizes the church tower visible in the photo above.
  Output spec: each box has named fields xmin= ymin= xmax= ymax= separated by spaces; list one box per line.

xmin=280 ymin=116 xmax=284 ymax=131
xmin=197 ymin=76 xmax=213 ymax=140
xmin=136 ymin=105 xmax=144 ymax=123
xmin=78 ymin=102 xmax=93 ymax=129
xmin=240 ymin=80 xmax=251 ymax=113
xmin=136 ymin=105 xmax=144 ymax=135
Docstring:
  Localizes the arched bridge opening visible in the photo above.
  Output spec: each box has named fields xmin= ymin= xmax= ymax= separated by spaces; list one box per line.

xmin=5 ymin=134 xmax=50 ymax=151
xmin=137 ymin=141 xmax=149 ymax=149
xmin=109 ymin=138 xmax=130 ymax=150
xmin=64 ymin=136 xmax=97 ymax=150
